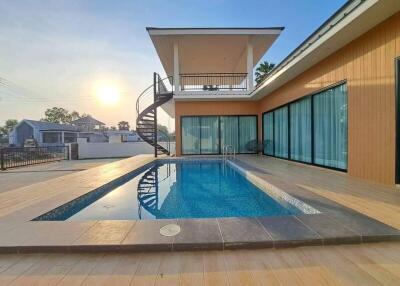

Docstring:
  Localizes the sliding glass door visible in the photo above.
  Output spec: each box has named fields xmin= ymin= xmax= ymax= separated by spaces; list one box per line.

xmin=182 ymin=117 xmax=201 ymax=154
xmin=220 ymin=116 xmax=239 ymax=151
xmin=290 ymin=97 xmax=311 ymax=163
xmin=181 ymin=115 xmax=257 ymax=155
xmin=263 ymin=112 xmax=274 ymax=155
xmin=262 ymin=82 xmax=348 ymax=171
xmin=200 ymin=116 xmax=219 ymax=154
xmin=396 ymin=58 xmax=400 ymax=183
xmin=313 ymin=84 xmax=347 ymax=169
xmin=239 ymin=116 xmax=257 ymax=153
xmin=274 ymin=106 xmax=288 ymax=158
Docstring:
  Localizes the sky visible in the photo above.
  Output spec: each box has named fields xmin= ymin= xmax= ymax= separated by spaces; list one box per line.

xmin=0 ymin=0 xmax=346 ymax=131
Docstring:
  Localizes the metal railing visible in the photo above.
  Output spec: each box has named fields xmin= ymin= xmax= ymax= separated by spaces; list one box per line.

xmin=0 ymin=146 xmax=69 ymax=170
xmin=222 ymin=145 xmax=236 ymax=161
xmin=180 ymin=73 xmax=247 ymax=91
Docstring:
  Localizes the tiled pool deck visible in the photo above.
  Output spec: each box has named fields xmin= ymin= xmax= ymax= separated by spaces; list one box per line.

xmin=0 ymin=154 xmax=399 ymax=253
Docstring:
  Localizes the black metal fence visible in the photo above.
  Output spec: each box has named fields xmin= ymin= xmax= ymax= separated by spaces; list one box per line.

xmin=180 ymin=73 xmax=247 ymax=91
xmin=0 ymin=146 xmax=69 ymax=170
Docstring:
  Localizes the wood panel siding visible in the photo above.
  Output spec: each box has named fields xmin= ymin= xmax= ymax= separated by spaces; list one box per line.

xmin=257 ymin=12 xmax=400 ymax=184
xmin=174 ymin=101 xmax=258 ymax=156
xmin=174 ymin=12 xmax=400 ymax=184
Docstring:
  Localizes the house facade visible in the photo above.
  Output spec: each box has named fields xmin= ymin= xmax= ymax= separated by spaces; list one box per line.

xmin=139 ymin=0 xmax=400 ymax=185
xmin=9 ymin=120 xmax=80 ymax=146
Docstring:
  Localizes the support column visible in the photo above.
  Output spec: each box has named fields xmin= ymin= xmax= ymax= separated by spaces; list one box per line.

xmin=247 ymin=39 xmax=254 ymax=91
xmin=61 ymin=132 xmax=65 ymax=144
xmin=173 ymin=42 xmax=180 ymax=92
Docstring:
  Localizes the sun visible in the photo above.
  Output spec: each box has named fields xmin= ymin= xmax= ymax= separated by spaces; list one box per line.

xmin=96 ymin=85 xmax=121 ymax=105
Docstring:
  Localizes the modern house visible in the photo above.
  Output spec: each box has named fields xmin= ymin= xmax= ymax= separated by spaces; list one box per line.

xmin=9 ymin=120 xmax=80 ymax=146
xmin=9 ymin=116 xmax=141 ymax=146
xmin=136 ymin=0 xmax=400 ymax=185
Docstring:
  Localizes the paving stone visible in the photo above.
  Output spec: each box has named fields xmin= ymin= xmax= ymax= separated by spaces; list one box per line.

xmin=122 ymin=219 xmax=176 ymax=251
xmin=217 ymin=217 xmax=273 ymax=249
xmin=257 ymin=216 xmax=322 ymax=247
xmin=174 ymin=219 xmax=223 ymax=250
xmin=296 ymin=213 xmax=362 ymax=245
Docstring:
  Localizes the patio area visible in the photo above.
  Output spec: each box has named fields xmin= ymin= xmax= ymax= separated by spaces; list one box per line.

xmin=0 ymin=154 xmax=399 ymax=284
xmin=0 ymin=154 xmax=398 ymax=253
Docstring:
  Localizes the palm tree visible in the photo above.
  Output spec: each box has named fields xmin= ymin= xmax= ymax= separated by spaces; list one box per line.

xmin=118 ymin=121 xmax=130 ymax=131
xmin=255 ymin=61 xmax=275 ymax=86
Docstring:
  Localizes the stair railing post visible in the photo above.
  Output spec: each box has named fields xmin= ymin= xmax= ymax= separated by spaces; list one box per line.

xmin=153 ymin=72 xmax=158 ymax=158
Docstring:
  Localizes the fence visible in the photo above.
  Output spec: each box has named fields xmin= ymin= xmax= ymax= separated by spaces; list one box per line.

xmin=0 ymin=146 xmax=69 ymax=170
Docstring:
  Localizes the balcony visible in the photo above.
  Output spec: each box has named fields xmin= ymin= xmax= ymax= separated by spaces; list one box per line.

xmin=179 ymin=73 xmax=247 ymax=92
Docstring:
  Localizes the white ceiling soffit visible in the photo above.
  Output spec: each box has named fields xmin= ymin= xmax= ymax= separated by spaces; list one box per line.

xmin=147 ymin=28 xmax=283 ymax=75
xmin=251 ymin=0 xmax=400 ymax=100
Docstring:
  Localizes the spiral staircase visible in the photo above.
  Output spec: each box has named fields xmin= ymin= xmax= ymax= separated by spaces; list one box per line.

xmin=136 ymin=73 xmax=173 ymax=156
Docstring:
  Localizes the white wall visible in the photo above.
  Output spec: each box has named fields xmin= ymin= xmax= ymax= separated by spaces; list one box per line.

xmin=78 ymin=141 xmax=175 ymax=159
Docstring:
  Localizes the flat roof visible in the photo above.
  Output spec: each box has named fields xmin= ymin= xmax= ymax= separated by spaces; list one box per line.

xmin=146 ymin=27 xmax=284 ymax=35
xmin=147 ymin=27 xmax=283 ymax=75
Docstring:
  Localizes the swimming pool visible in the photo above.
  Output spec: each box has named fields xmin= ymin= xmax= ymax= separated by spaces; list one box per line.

xmin=34 ymin=160 xmax=310 ymax=221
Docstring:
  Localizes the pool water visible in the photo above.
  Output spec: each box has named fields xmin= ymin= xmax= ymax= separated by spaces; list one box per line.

xmin=37 ymin=160 xmax=301 ymax=221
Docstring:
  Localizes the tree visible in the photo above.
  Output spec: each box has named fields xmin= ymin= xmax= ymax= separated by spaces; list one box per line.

xmin=41 ymin=107 xmax=72 ymax=124
xmin=0 ymin=119 xmax=18 ymax=137
xmin=41 ymin=107 xmax=85 ymax=124
xmin=118 ymin=121 xmax=130 ymax=131
xmin=157 ymin=124 xmax=169 ymax=135
xmin=255 ymin=61 xmax=275 ymax=85
xmin=110 ymin=126 xmax=117 ymax=131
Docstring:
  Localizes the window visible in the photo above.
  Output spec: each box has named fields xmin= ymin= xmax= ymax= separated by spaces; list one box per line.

xmin=290 ymin=97 xmax=311 ymax=162
xmin=64 ymin=132 xmax=77 ymax=143
xmin=42 ymin=132 xmax=61 ymax=144
xmin=182 ymin=117 xmax=200 ymax=154
xmin=181 ymin=115 xmax=257 ymax=155
xmin=239 ymin=116 xmax=257 ymax=153
xmin=313 ymin=84 xmax=348 ymax=169
xmin=263 ymin=112 xmax=274 ymax=155
xmin=274 ymin=106 xmax=288 ymax=158
xmin=262 ymin=82 xmax=348 ymax=171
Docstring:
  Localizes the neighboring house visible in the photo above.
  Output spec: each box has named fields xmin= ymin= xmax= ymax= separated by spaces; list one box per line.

xmin=71 ymin=115 xmax=105 ymax=132
xmin=9 ymin=117 xmax=143 ymax=146
xmin=9 ymin=120 xmax=80 ymax=146
xmin=138 ymin=0 xmax=400 ymax=185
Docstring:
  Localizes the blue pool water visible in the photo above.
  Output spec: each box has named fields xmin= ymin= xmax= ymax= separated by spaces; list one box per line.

xmin=35 ymin=160 xmax=301 ymax=221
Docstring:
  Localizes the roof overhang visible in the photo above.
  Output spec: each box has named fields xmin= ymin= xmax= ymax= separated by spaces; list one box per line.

xmin=147 ymin=27 xmax=284 ymax=75
xmin=251 ymin=0 xmax=400 ymax=100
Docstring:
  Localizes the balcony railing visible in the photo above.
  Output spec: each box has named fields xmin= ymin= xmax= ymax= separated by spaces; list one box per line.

xmin=180 ymin=73 xmax=247 ymax=91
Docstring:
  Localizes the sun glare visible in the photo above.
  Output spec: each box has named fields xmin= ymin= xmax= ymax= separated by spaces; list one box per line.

xmin=96 ymin=85 xmax=121 ymax=105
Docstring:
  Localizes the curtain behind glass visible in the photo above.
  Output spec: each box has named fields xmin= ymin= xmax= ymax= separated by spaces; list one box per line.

xmin=274 ymin=106 xmax=288 ymax=158
xmin=220 ymin=116 xmax=239 ymax=151
xmin=239 ymin=116 xmax=257 ymax=153
xmin=182 ymin=117 xmax=200 ymax=154
xmin=290 ymin=97 xmax=311 ymax=162
xmin=313 ymin=84 xmax=348 ymax=169
xmin=200 ymin=116 xmax=219 ymax=154
xmin=263 ymin=112 xmax=274 ymax=155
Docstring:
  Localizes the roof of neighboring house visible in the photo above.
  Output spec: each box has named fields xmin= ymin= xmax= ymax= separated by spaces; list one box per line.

xmin=23 ymin=120 xmax=80 ymax=132
xmin=71 ymin=115 xmax=105 ymax=126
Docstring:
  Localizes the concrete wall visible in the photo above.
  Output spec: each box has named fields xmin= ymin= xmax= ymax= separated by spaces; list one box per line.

xmin=77 ymin=141 xmax=176 ymax=159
